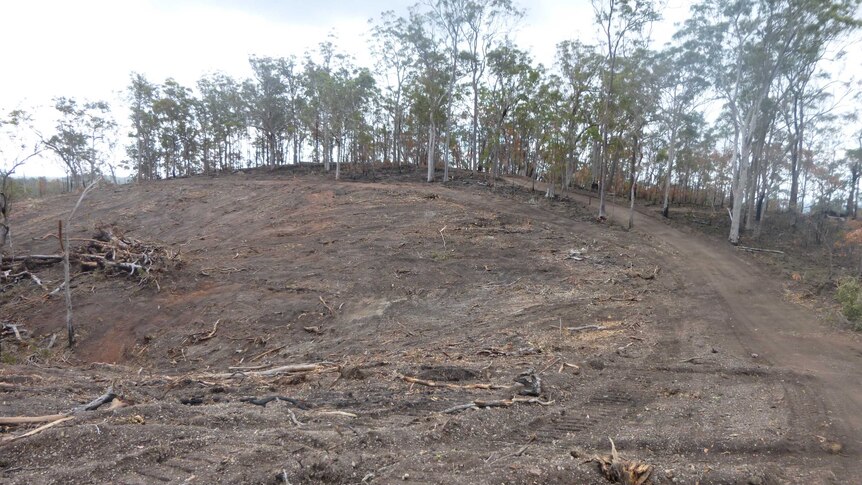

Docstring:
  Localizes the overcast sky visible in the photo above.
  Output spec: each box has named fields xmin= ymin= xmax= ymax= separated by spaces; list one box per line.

xmin=0 ymin=0 xmax=855 ymax=177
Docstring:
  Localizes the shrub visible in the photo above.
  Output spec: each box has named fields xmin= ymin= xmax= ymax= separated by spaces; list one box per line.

xmin=836 ymin=277 xmax=862 ymax=326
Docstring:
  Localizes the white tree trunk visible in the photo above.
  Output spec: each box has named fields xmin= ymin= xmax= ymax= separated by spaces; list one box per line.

xmin=629 ymin=171 xmax=637 ymax=230
xmin=427 ymin=121 xmax=436 ymax=183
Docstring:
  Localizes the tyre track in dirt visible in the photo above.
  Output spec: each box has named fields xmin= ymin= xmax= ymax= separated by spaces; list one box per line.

xmin=503 ymin=176 xmax=862 ymax=477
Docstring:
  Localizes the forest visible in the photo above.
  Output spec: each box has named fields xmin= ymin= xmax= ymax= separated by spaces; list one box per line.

xmin=2 ymin=0 xmax=862 ymax=247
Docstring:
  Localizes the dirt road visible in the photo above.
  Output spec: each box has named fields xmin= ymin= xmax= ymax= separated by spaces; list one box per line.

xmin=506 ymin=176 xmax=862 ymax=478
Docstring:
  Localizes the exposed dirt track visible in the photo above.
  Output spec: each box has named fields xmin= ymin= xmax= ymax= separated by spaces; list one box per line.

xmin=507 ymin=175 xmax=862 ymax=480
xmin=0 ymin=167 xmax=860 ymax=484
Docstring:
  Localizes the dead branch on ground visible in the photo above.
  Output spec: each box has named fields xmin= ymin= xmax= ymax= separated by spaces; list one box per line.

xmin=318 ymin=296 xmax=335 ymax=315
xmin=476 ymin=346 xmax=539 ymax=357
xmin=0 ymin=225 xmax=181 ymax=294
xmin=240 ymin=395 xmax=311 ymax=409
xmin=286 ymin=408 xmax=304 ymax=426
xmin=442 ymin=396 xmax=554 ymax=414
xmin=0 ymin=414 xmax=70 ymax=425
xmin=1 ymin=323 xmax=27 ymax=341
xmin=249 ymin=344 xmax=287 ymax=362
xmin=202 ymin=362 xmax=338 ymax=380
xmin=0 ymin=270 xmax=46 ymax=290
xmin=396 ymin=373 xmax=513 ymax=391
xmin=566 ymin=325 xmax=607 ymax=332
xmin=188 ymin=320 xmax=219 ymax=344
xmin=737 ymin=246 xmax=784 ymax=255
xmin=313 ymin=410 xmax=358 ymax=418
xmin=0 ymin=416 xmax=75 ymax=446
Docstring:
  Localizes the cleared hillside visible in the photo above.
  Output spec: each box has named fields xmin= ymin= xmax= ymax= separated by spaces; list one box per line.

xmin=0 ymin=167 xmax=858 ymax=484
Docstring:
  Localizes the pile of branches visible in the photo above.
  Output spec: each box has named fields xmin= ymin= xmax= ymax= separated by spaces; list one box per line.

xmin=77 ymin=226 xmax=180 ymax=285
xmin=1 ymin=226 xmax=180 ymax=288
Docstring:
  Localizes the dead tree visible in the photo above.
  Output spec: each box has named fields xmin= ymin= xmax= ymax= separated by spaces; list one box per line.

xmin=65 ymin=177 xmax=101 ymax=348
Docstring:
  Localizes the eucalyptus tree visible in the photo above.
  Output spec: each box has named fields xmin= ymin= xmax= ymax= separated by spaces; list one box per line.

xmin=528 ymin=76 xmax=568 ymax=195
xmin=681 ymin=0 xmax=860 ymax=244
xmin=328 ymin=62 xmax=377 ymax=178
xmin=425 ymin=0 xmax=469 ymax=181
xmin=403 ymin=9 xmax=450 ymax=182
xmin=371 ymin=11 xmax=416 ymax=165
xmin=246 ymin=56 xmax=290 ymax=167
xmin=612 ymin=49 xmax=661 ymax=228
xmin=1 ymin=109 xmax=42 ymax=249
xmin=654 ymin=46 xmax=707 ymax=217
xmin=281 ymin=57 xmax=304 ymax=164
xmin=484 ymin=42 xmax=539 ymax=182
xmin=301 ymin=40 xmax=342 ymax=170
xmin=44 ymin=97 xmax=115 ymax=188
xmin=556 ymin=40 xmax=602 ymax=189
xmin=460 ymin=0 xmax=522 ymax=173
xmin=196 ymin=73 xmax=247 ymax=171
xmin=783 ymin=2 xmax=861 ymax=211
xmin=127 ymin=73 xmax=160 ymax=180
xmin=154 ymin=78 xmax=198 ymax=177
xmin=592 ymin=0 xmax=660 ymax=220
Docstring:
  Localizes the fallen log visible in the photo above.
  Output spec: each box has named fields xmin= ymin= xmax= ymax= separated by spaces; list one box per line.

xmin=1 ymin=323 xmax=24 ymax=341
xmin=204 ymin=362 xmax=336 ymax=379
xmin=0 ymin=414 xmax=70 ymax=425
xmin=396 ymin=374 xmax=513 ymax=391
xmin=737 ymin=246 xmax=784 ymax=255
xmin=75 ymin=387 xmax=117 ymax=412
xmin=5 ymin=254 xmax=64 ymax=262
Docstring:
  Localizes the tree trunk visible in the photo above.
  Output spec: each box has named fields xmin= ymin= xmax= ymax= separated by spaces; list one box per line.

xmin=628 ymin=136 xmax=638 ymax=230
xmin=427 ymin=117 xmax=436 ymax=183
xmin=788 ymin=95 xmax=803 ymax=211
xmin=730 ymin=121 xmax=756 ymax=245
xmin=661 ymin=120 xmax=678 ymax=218
xmin=335 ymin=140 xmax=341 ymax=180
xmin=745 ymin=148 xmax=761 ymax=231
xmin=441 ymin=37 xmax=458 ymax=183
xmin=471 ymin=69 xmax=479 ymax=173
xmin=847 ymin=167 xmax=859 ymax=218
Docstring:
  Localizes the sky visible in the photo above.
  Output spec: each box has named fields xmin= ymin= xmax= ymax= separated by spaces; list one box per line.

xmin=0 ymin=0 xmax=856 ymax=177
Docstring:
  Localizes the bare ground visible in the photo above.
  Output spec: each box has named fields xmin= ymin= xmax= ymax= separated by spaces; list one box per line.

xmin=0 ymin=166 xmax=860 ymax=484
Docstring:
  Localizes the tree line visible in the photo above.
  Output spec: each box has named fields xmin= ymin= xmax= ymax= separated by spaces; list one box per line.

xmin=2 ymin=0 xmax=862 ymax=245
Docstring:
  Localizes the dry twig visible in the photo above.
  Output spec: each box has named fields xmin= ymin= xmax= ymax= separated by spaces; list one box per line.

xmin=0 ymin=416 xmax=75 ymax=445
xmin=396 ymin=374 xmax=512 ymax=391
